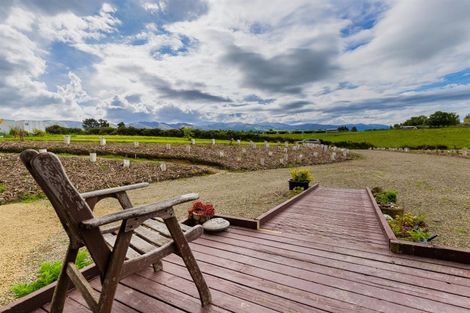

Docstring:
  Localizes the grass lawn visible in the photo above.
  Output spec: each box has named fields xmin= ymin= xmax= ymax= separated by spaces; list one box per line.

xmin=267 ymin=127 xmax=470 ymax=149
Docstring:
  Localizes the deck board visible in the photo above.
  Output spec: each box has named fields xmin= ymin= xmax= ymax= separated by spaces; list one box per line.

xmin=17 ymin=187 xmax=470 ymax=312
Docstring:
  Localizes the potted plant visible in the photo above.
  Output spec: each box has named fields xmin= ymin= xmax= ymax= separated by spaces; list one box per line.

xmin=188 ymin=201 xmax=215 ymax=224
xmin=289 ymin=168 xmax=313 ymax=190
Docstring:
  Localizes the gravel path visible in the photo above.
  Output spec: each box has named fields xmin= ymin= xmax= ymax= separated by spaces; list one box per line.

xmin=1 ymin=150 xmax=469 ymax=306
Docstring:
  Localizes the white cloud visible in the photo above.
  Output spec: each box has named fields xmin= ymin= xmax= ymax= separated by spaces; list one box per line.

xmin=1 ymin=0 xmax=470 ymax=124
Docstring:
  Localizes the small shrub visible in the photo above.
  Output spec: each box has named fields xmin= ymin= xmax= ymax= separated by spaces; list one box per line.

xmin=32 ymin=129 xmax=45 ymax=137
xmin=375 ymin=191 xmax=397 ymax=205
xmin=371 ymin=186 xmax=383 ymax=196
xmin=11 ymin=250 xmax=93 ymax=298
xmin=0 ymin=183 xmax=6 ymax=193
xmin=289 ymin=186 xmax=304 ymax=197
xmin=290 ymin=168 xmax=314 ymax=182
xmin=388 ymin=212 xmax=430 ymax=242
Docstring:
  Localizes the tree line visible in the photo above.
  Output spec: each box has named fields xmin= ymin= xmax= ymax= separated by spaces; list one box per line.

xmin=395 ymin=111 xmax=467 ymax=128
xmin=45 ymin=119 xmax=295 ymax=142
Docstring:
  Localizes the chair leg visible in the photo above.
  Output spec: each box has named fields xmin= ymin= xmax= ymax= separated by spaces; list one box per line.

xmin=97 ymin=223 xmax=133 ymax=313
xmin=153 ymin=260 xmax=163 ymax=272
xmin=50 ymin=244 xmax=79 ymax=313
xmin=164 ymin=216 xmax=212 ymax=306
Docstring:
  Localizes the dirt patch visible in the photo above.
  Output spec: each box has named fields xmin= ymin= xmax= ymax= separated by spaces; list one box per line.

xmin=0 ymin=153 xmax=212 ymax=204
xmin=0 ymin=141 xmax=350 ymax=170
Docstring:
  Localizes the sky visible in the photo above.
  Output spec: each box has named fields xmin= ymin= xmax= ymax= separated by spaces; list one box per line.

xmin=0 ymin=0 xmax=469 ymax=125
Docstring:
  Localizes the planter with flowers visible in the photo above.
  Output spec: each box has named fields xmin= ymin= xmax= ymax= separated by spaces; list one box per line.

xmin=188 ymin=201 xmax=215 ymax=224
xmin=288 ymin=168 xmax=314 ymax=190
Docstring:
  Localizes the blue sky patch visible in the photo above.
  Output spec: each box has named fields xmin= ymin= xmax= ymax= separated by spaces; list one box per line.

xmin=41 ymin=42 xmax=99 ymax=89
xmin=415 ymin=68 xmax=470 ymax=91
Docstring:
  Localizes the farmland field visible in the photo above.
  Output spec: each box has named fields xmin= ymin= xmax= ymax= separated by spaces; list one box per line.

xmin=0 ymin=141 xmax=350 ymax=171
xmin=267 ymin=126 xmax=470 ymax=149
xmin=1 ymin=134 xmax=236 ymax=144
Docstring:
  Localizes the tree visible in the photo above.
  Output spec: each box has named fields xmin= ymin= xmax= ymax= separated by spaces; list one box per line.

xmin=98 ymin=119 xmax=109 ymax=128
xmin=351 ymin=126 xmax=358 ymax=132
xmin=117 ymin=122 xmax=126 ymax=128
xmin=82 ymin=118 xmax=100 ymax=130
xmin=464 ymin=114 xmax=470 ymax=124
xmin=337 ymin=126 xmax=349 ymax=132
xmin=427 ymin=111 xmax=460 ymax=127
xmin=403 ymin=115 xmax=428 ymax=126
xmin=182 ymin=127 xmax=193 ymax=139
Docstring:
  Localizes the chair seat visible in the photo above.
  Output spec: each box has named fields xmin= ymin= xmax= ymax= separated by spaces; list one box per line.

xmin=102 ymin=218 xmax=196 ymax=259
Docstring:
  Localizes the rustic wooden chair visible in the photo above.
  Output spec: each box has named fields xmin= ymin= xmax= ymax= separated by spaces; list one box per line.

xmin=20 ymin=149 xmax=211 ymax=313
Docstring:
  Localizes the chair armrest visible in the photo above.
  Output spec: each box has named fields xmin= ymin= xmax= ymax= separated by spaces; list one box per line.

xmin=80 ymin=193 xmax=199 ymax=229
xmin=80 ymin=182 xmax=149 ymax=199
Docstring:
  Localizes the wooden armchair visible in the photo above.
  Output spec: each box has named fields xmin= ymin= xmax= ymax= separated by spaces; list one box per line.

xmin=20 ymin=149 xmax=211 ymax=313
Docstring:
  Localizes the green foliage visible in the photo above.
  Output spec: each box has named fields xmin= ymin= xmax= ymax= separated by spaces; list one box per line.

xmin=351 ymin=126 xmax=358 ymax=132
xmin=98 ymin=119 xmax=109 ymax=128
xmin=46 ymin=124 xmax=83 ymax=134
xmin=290 ymin=168 xmax=313 ymax=182
xmin=19 ymin=193 xmax=46 ymax=203
xmin=0 ymin=183 xmax=6 ymax=193
xmin=388 ymin=212 xmax=430 ymax=242
xmin=9 ymin=127 xmax=28 ymax=139
xmin=31 ymin=129 xmax=45 ymax=137
xmin=428 ymin=111 xmax=460 ymax=127
xmin=407 ymin=229 xmax=430 ymax=242
xmin=289 ymin=186 xmax=304 ymax=197
xmin=403 ymin=115 xmax=428 ymax=126
xmin=375 ymin=191 xmax=397 ymax=205
xmin=11 ymin=250 xmax=92 ymax=298
xmin=82 ymin=118 xmax=100 ymax=130
xmin=337 ymin=126 xmax=349 ymax=132
xmin=464 ymin=114 xmax=470 ymax=124
xmin=264 ymin=127 xmax=470 ymax=149
xmin=182 ymin=127 xmax=194 ymax=139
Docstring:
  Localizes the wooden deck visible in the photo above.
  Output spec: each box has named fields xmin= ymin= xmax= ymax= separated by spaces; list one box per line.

xmin=18 ymin=187 xmax=470 ymax=312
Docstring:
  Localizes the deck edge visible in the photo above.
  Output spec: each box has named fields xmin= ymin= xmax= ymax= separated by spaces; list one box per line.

xmin=367 ymin=187 xmax=470 ymax=265
xmin=0 ymin=265 xmax=98 ymax=313
xmin=256 ymin=183 xmax=320 ymax=226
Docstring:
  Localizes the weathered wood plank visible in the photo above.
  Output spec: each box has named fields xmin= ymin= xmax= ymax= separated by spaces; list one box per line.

xmin=163 ymin=257 xmax=379 ymax=313
xmin=122 ymin=275 xmax=230 ymax=313
xmin=143 ymin=219 xmax=172 ymax=237
xmin=138 ymin=267 xmax=321 ymax=313
xmin=134 ymin=225 xmax=171 ymax=246
xmin=191 ymin=237 xmax=470 ymax=307
xmin=102 ymin=233 xmax=141 ymax=259
xmin=81 ymin=194 xmax=198 ymax=229
xmin=80 ymin=183 xmax=149 ymax=199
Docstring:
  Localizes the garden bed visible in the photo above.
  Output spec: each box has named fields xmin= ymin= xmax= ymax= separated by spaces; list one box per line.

xmin=0 ymin=153 xmax=211 ymax=204
xmin=367 ymin=188 xmax=470 ymax=264
xmin=0 ymin=141 xmax=350 ymax=171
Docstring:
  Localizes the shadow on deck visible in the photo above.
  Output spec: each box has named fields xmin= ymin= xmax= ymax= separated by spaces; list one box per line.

xmin=5 ymin=187 xmax=470 ymax=312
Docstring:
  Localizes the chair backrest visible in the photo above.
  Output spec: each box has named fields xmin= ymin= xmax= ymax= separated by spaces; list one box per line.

xmin=20 ymin=150 xmax=110 ymax=272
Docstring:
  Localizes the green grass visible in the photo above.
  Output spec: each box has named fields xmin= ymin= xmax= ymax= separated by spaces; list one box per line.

xmin=19 ymin=193 xmax=46 ymax=203
xmin=1 ymin=135 xmax=252 ymax=145
xmin=267 ymin=127 xmax=470 ymax=149
xmin=11 ymin=249 xmax=93 ymax=298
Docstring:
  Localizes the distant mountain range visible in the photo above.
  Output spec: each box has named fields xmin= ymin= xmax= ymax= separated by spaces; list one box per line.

xmin=1 ymin=119 xmax=389 ymax=132
xmin=126 ymin=121 xmax=389 ymax=131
